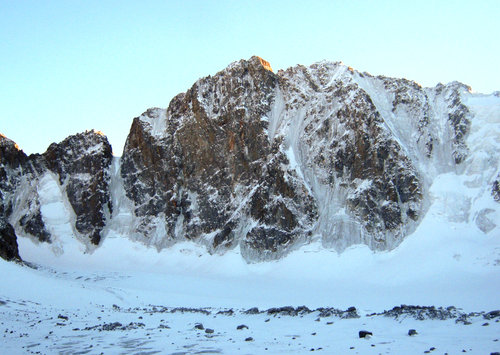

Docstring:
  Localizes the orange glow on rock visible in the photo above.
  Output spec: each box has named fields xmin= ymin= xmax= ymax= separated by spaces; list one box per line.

xmin=257 ymin=57 xmax=273 ymax=72
xmin=90 ymin=129 xmax=105 ymax=136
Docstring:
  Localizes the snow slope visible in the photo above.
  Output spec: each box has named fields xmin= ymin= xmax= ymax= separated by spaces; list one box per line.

xmin=5 ymin=153 xmax=500 ymax=352
xmin=1 ymin=202 xmax=499 ymax=354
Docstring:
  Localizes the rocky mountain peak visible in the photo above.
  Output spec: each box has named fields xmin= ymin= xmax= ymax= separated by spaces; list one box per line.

xmin=0 ymin=134 xmax=25 ymax=261
xmin=119 ymin=57 xmax=428 ymax=260
xmin=0 ymin=130 xmax=114 ymax=248
xmin=41 ymin=129 xmax=113 ymax=245
xmin=1 ymin=57 xmax=499 ymax=263
xmin=0 ymin=133 xmax=27 ymax=168
xmin=43 ymin=129 xmax=112 ymax=183
xmin=117 ymin=57 xmax=500 ymax=261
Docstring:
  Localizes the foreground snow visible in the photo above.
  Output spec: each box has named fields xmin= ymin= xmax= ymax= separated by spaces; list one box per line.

xmin=2 ymin=210 xmax=499 ymax=354
xmin=0 ymin=269 xmax=499 ymax=355
xmin=1 ymin=284 xmax=498 ymax=355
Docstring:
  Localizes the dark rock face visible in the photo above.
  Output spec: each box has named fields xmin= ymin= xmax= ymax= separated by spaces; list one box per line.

xmin=0 ymin=135 xmax=26 ymax=260
xmin=441 ymin=82 xmax=472 ymax=164
xmin=0 ymin=131 xmax=112 ymax=248
xmin=19 ymin=209 xmax=51 ymax=243
xmin=0 ymin=134 xmax=27 ymax=169
xmin=0 ymin=219 xmax=20 ymax=261
xmin=277 ymin=63 xmax=423 ymax=250
xmin=42 ymin=130 xmax=113 ymax=245
xmin=118 ymin=56 xmax=483 ymax=260
xmin=4 ymin=152 xmax=53 ymax=243
xmin=0 ymin=134 xmax=28 ymax=219
xmin=121 ymin=57 xmax=316 ymax=259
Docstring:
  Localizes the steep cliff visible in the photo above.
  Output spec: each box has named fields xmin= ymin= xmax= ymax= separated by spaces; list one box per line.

xmin=42 ymin=130 xmax=113 ymax=245
xmin=121 ymin=57 xmax=316 ymax=259
xmin=1 ymin=56 xmax=499 ymax=262
xmin=0 ymin=219 xmax=20 ymax=261
xmin=3 ymin=130 xmax=113 ymax=253
xmin=0 ymin=134 xmax=24 ymax=261
xmin=117 ymin=56 xmax=498 ymax=261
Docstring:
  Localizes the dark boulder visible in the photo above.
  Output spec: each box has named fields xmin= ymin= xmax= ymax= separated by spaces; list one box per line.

xmin=244 ymin=307 xmax=260 ymax=315
xmin=358 ymin=330 xmax=372 ymax=338
xmin=484 ymin=310 xmax=500 ymax=320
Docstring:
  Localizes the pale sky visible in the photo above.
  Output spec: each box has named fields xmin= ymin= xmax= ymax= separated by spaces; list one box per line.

xmin=1 ymin=0 xmax=498 ymax=155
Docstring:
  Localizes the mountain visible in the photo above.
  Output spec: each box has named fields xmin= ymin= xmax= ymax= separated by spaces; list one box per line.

xmin=1 ymin=56 xmax=499 ymax=262
xmin=0 ymin=130 xmax=112 ymax=259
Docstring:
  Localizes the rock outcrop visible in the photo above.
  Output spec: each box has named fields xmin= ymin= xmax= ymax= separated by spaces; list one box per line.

xmin=0 ymin=134 xmax=27 ymax=218
xmin=0 ymin=134 xmax=25 ymax=261
xmin=493 ymin=175 xmax=500 ymax=202
xmin=257 ymin=56 xmax=273 ymax=72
